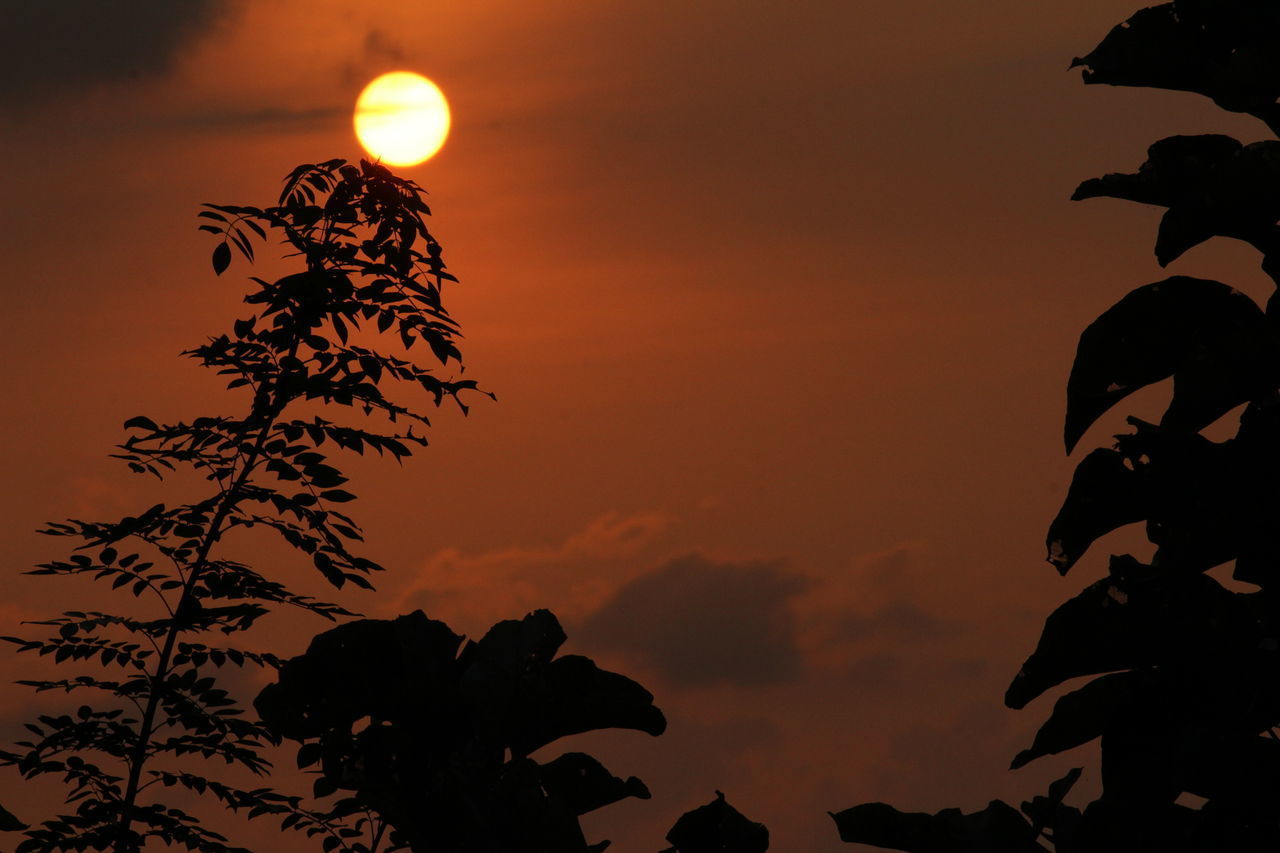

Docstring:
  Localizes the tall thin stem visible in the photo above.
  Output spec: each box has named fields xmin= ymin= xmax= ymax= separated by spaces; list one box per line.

xmin=112 ymin=336 xmax=301 ymax=851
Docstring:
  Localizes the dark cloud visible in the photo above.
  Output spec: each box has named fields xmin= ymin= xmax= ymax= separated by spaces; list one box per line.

xmin=578 ymin=553 xmax=809 ymax=688
xmin=838 ymin=601 xmax=954 ymax=645
xmin=171 ymin=105 xmax=347 ymax=134
xmin=1 ymin=0 xmax=233 ymax=106
xmin=338 ymin=28 xmax=408 ymax=86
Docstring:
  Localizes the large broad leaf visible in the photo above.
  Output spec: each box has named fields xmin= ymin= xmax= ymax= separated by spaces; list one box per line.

xmin=1072 ymin=2 xmax=1280 ymax=123
xmin=538 ymin=752 xmax=650 ymax=817
xmin=830 ymin=799 xmax=1043 ymax=852
xmin=1046 ymin=449 xmax=1146 ymax=574
xmin=460 ymin=609 xmax=569 ymax=729
xmin=1005 ymin=563 xmax=1242 ymax=709
xmin=255 ymin=610 xmax=465 ymax=739
xmin=1074 ymin=138 xmax=1280 ymax=266
xmin=1063 ymin=276 xmax=1273 ymax=453
xmin=1073 ymin=135 xmax=1241 ymax=209
xmin=503 ymin=654 xmax=667 ymax=757
xmin=1012 ymin=672 xmax=1141 ymax=769
xmin=663 ymin=791 xmax=769 ymax=853
xmin=1049 ymin=421 xmax=1244 ymax=575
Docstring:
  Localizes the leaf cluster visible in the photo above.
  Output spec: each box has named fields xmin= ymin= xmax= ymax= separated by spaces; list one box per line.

xmin=254 ymin=609 xmax=666 ymax=853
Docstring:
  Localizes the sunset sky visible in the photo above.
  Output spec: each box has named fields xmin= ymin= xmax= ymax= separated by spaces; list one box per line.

xmin=1 ymin=2 xmax=1274 ymax=851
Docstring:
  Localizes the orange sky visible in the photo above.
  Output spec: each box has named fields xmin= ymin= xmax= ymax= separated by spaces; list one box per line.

xmin=1 ymin=2 xmax=1275 ymax=851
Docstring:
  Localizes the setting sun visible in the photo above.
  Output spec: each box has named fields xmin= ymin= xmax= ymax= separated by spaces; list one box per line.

xmin=354 ymin=71 xmax=451 ymax=166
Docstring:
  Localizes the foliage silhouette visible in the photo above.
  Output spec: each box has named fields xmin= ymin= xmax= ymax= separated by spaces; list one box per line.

xmin=0 ymin=158 xmax=486 ymax=851
xmin=834 ymin=1 xmax=1280 ymax=850
xmin=254 ymin=608 xmax=665 ymax=852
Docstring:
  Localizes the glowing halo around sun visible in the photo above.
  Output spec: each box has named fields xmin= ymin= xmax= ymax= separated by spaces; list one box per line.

xmin=354 ymin=72 xmax=451 ymax=167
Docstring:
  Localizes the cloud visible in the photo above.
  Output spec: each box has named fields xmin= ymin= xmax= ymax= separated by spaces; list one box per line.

xmin=793 ymin=543 xmax=961 ymax=679
xmin=577 ymin=553 xmax=810 ymax=688
xmin=393 ymin=511 xmax=672 ymax=637
xmin=837 ymin=601 xmax=954 ymax=645
xmin=170 ymin=105 xmax=347 ymax=134
xmin=1 ymin=1 xmax=235 ymax=107
xmin=337 ymin=29 xmax=407 ymax=86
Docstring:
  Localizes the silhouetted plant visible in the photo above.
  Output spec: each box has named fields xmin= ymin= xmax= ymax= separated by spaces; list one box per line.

xmin=660 ymin=791 xmax=768 ymax=853
xmin=0 ymin=158 xmax=486 ymax=851
xmin=833 ymin=1 xmax=1280 ymax=850
xmin=253 ymin=608 xmax=666 ymax=852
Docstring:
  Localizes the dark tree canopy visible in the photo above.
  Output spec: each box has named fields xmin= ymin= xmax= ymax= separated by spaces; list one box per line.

xmin=833 ymin=1 xmax=1280 ymax=850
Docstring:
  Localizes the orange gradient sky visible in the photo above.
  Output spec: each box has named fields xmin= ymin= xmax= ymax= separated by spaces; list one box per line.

xmin=1 ymin=2 xmax=1274 ymax=851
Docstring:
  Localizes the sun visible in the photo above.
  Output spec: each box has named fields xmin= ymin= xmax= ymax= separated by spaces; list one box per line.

xmin=354 ymin=72 xmax=451 ymax=167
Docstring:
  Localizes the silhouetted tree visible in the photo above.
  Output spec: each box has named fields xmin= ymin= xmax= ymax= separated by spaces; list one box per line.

xmin=833 ymin=1 xmax=1280 ymax=850
xmin=0 ymin=159 xmax=486 ymax=851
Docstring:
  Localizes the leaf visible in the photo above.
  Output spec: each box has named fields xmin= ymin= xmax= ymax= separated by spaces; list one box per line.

xmin=1072 ymin=3 xmax=1280 ymax=123
xmin=1064 ymin=277 xmax=1274 ymax=453
xmin=537 ymin=752 xmax=650 ymax=817
xmin=665 ymin=792 xmax=769 ymax=853
xmin=1072 ymin=135 xmax=1242 ymax=208
xmin=313 ymin=776 xmax=338 ymax=799
xmin=1074 ymin=136 xmax=1280 ymax=267
xmin=830 ymin=799 xmax=1041 ymax=852
xmin=123 ymin=416 xmax=159 ymax=432
xmin=0 ymin=802 xmax=26 ymax=831
xmin=502 ymin=653 xmax=667 ymax=757
xmin=1011 ymin=672 xmax=1138 ymax=769
xmin=212 ymin=241 xmax=232 ymax=275
xmin=1005 ymin=565 xmax=1243 ymax=710
xmin=1046 ymin=449 xmax=1146 ymax=574
xmin=296 ymin=742 xmax=322 ymax=769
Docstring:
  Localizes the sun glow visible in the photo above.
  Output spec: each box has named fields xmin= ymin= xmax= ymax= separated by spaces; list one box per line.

xmin=354 ymin=72 xmax=451 ymax=167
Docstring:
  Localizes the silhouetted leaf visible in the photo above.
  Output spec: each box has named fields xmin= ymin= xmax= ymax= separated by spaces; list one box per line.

xmin=211 ymin=241 xmax=231 ymax=276
xmin=538 ymin=752 xmax=650 ymax=816
xmin=1046 ymin=449 xmax=1146 ymax=573
xmin=122 ymin=416 xmax=159 ymax=432
xmin=505 ymin=653 xmax=667 ymax=757
xmin=830 ymin=799 xmax=1042 ymax=852
xmin=1075 ymin=137 xmax=1280 ymax=266
xmin=665 ymin=791 xmax=769 ymax=853
xmin=1012 ymin=671 xmax=1139 ymax=769
xmin=1005 ymin=562 xmax=1243 ymax=709
xmin=0 ymin=802 xmax=26 ymax=831
xmin=1064 ymin=276 xmax=1273 ymax=452
xmin=1073 ymin=2 xmax=1280 ymax=125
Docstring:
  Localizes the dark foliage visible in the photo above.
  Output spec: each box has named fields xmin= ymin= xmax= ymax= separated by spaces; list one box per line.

xmin=1 ymin=159 xmax=487 ymax=851
xmin=833 ymin=0 xmax=1280 ymax=850
xmin=255 ymin=608 xmax=665 ymax=852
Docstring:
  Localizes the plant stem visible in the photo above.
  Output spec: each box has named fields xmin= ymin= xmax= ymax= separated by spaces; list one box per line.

xmin=112 ymin=337 xmax=300 ymax=852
